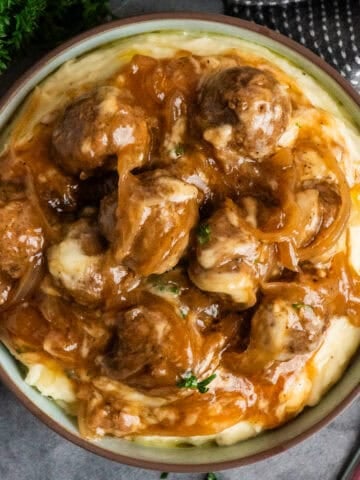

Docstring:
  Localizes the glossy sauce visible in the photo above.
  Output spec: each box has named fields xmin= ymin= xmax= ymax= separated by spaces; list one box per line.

xmin=0 ymin=50 xmax=359 ymax=441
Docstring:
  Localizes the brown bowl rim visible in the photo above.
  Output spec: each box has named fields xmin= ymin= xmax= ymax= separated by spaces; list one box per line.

xmin=0 ymin=12 xmax=359 ymax=473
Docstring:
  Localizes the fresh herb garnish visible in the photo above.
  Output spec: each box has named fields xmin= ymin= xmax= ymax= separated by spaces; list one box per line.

xmin=160 ymin=473 xmax=169 ymax=479
xmin=197 ymin=223 xmax=211 ymax=245
xmin=177 ymin=372 xmax=216 ymax=394
xmin=179 ymin=307 xmax=189 ymax=319
xmin=149 ymin=275 xmax=180 ymax=295
xmin=0 ymin=0 xmax=111 ymax=73
xmin=173 ymin=144 xmax=185 ymax=157
xmin=295 ymin=122 xmax=302 ymax=128
xmin=292 ymin=303 xmax=313 ymax=311
xmin=205 ymin=474 xmax=218 ymax=480
xmin=65 ymin=369 xmax=78 ymax=380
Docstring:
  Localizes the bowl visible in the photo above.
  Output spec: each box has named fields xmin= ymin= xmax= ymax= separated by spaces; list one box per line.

xmin=0 ymin=13 xmax=359 ymax=473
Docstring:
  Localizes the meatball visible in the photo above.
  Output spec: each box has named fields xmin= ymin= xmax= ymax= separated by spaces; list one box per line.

xmin=197 ymin=67 xmax=291 ymax=162
xmin=292 ymin=144 xmax=345 ymax=259
xmin=223 ymin=288 xmax=329 ymax=382
xmin=100 ymin=292 xmax=238 ymax=391
xmin=189 ymin=199 xmax=275 ymax=307
xmin=115 ymin=170 xmax=199 ymax=276
xmin=294 ymin=189 xmax=322 ymax=248
xmin=165 ymin=149 xmax=230 ymax=205
xmin=250 ymin=296 xmax=328 ymax=360
xmin=47 ymin=220 xmax=105 ymax=305
xmin=47 ymin=219 xmax=140 ymax=306
xmin=0 ymin=201 xmax=44 ymax=279
xmin=52 ymin=86 xmax=150 ymax=176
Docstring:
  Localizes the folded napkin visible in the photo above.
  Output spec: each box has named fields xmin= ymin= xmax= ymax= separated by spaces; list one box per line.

xmin=224 ymin=0 xmax=360 ymax=92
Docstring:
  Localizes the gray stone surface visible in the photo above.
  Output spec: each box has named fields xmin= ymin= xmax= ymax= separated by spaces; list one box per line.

xmin=0 ymin=1 xmax=359 ymax=479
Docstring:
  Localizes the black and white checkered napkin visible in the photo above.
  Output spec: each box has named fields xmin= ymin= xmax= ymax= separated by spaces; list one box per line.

xmin=223 ymin=0 xmax=360 ymax=92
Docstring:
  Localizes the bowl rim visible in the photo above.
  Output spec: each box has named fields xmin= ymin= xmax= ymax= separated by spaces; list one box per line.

xmin=0 ymin=12 xmax=359 ymax=473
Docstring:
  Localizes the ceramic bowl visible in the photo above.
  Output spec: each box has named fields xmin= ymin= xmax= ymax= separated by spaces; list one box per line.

xmin=0 ymin=13 xmax=359 ymax=473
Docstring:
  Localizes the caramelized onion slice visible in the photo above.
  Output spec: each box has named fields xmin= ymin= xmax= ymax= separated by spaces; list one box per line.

xmin=229 ymin=156 xmax=350 ymax=265
xmin=0 ymin=255 xmax=44 ymax=312
xmin=25 ymin=167 xmax=60 ymax=242
xmin=297 ymin=159 xmax=350 ymax=261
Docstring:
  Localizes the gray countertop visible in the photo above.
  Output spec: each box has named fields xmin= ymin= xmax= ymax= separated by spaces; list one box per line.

xmin=0 ymin=1 xmax=359 ymax=479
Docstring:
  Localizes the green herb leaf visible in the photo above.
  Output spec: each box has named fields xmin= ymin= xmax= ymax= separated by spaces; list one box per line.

xmin=167 ymin=285 xmax=180 ymax=295
xmin=160 ymin=473 xmax=169 ymax=479
xmin=291 ymin=303 xmax=313 ymax=311
xmin=197 ymin=374 xmax=217 ymax=393
xmin=177 ymin=372 xmax=216 ymax=394
xmin=177 ymin=372 xmax=198 ymax=389
xmin=173 ymin=144 xmax=185 ymax=157
xmin=0 ymin=0 xmax=111 ymax=73
xmin=179 ymin=307 xmax=189 ymax=319
xmin=65 ymin=369 xmax=78 ymax=380
xmin=149 ymin=275 xmax=180 ymax=295
xmin=197 ymin=223 xmax=211 ymax=245
xmin=205 ymin=473 xmax=218 ymax=480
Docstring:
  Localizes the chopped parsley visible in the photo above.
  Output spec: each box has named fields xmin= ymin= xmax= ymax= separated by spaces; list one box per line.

xmin=160 ymin=473 xmax=169 ymax=479
xmin=179 ymin=307 xmax=189 ymax=319
xmin=177 ymin=372 xmax=216 ymax=394
xmin=295 ymin=122 xmax=302 ymax=128
xmin=197 ymin=223 xmax=211 ymax=245
xmin=174 ymin=144 xmax=185 ymax=157
xmin=15 ymin=347 xmax=26 ymax=354
xmin=166 ymin=284 xmax=180 ymax=295
xmin=65 ymin=369 xmax=78 ymax=380
xmin=292 ymin=303 xmax=313 ymax=311
xmin=206 ymin=474 xmax=218 ymax=480
xmin=149 ymin=275 xmax=180 ymax=295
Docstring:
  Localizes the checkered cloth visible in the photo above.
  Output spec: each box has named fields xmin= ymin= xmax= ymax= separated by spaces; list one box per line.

xmin=224 ymin=0 xmax=360 ymax=91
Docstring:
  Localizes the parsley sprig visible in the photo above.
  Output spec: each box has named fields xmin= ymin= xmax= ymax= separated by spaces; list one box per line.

xmin=173 ymin=144 xmax=185 ymax=157
xmin=177 ymin=372 xmax=216 ymax=393
xmin=292 ymin=302 xmax=313 ymax=311
xmin=149 ymin=275 xmax=180 ymax=295
xmin=197 ymin=223 xmax=211 ymax=245
xmin=0 ymin=0 xmax=111 ymax=73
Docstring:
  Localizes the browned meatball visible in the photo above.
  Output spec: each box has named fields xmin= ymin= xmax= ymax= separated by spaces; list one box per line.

xmin=100 ymin=292 xmax=238 ymax=391
xmin=52 ymin=86 xmax=150 ymax=176
xmin=0 ymin=201 xmax=44 ymax=279
xmin=223 ymin=291 xmax=329 ymax=382
xmin=197 ymin=67 xmax=291 ymax=161
xmin=47 ymin=219 xmax=105 ymax=305
xmin=189 ymin=199 xmax=275 ymax=308
xmin=250 ymin=296 xmax=328 ymax=359
xmin=115 ymin=170 xmax=199 ymax=276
